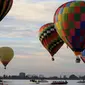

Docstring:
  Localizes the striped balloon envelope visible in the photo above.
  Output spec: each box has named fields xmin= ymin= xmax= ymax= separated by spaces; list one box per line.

xmin=0 ymin=0 xmax=13 ymax=21
xmin=54 ymin=1 xmax=85 ymax=57
xmin=39 ymin=23 xmax=64 ymax=61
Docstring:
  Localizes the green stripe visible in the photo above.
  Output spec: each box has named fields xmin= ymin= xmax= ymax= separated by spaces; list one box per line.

xmin=81 ymin=7 xmax=85 ymax=13
xmin=39 ymin=25 xmax=54 ymax=38
xmin=74 ymin=14 xmax=80 ymax=21
xmin=74 ymin=1 xmax=81 ymax=6
xmin=39 ymin=24 xmax=54 ymax=36
xmin=48 ymin=39 xmax=62 ymax=52
xmin=68 ymin=7 xmax=74 ymax=13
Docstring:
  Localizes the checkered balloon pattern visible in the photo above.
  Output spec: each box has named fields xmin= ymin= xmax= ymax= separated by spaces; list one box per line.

xmin=54 ymin=1 xmax=85 ymax=53
xmin=39 ymin=23 xmax=64 ymax=57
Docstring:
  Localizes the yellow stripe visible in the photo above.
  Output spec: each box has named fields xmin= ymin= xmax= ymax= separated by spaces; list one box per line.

xmin=55 ymin=22 xmax=61 ymax=30
xmin=70 ymin=2 xmax=75 ymax=7
xmin=63 ymin=7 xmax=69 ymax=14
xmin=58 ymin=14 xmax=62 ymax=21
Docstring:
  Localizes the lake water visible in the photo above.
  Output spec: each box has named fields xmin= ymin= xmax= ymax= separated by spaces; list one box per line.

xmin=2 ymin=80 xmax=85 ymax=85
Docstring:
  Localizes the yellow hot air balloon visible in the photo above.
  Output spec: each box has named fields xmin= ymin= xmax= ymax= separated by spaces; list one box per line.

xmin=0 ymin=47 xmax=14 ymax=69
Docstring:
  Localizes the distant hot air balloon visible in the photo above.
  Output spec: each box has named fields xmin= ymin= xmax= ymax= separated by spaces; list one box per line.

xmin=54 ymin=1 xmax=85 ymax=63
xmin=0 ymin=47 xmax=14 ymax=69
xmin=39 ymin=23 xmax=64 ymax=61
xmin=0 ymin=0 xmax=13 ymax=21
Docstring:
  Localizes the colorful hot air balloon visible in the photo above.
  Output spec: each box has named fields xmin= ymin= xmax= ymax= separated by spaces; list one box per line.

xmin=0 ymin=47 xmax=14 ymax=69
xmin=39 ymin=23 xmax=64 ymax=61
xmin=0 ymin=0 xmax=13 ymax=21
xmin=54 ymin=1 xmax=85 ymax=63
xmin=80 ymin=50 xmax=85 ymax=63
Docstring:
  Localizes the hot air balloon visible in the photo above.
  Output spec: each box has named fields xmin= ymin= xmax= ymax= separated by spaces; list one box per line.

xmin=54 ymin=1 xmax=85 ymax=63
xmin=0 ymin=47 xmax=14 ymax=69
xmin=39 ymin=23 xmax=64 ymax=61
xmin=0 ymin=0 xmax=13 ymax=21
xmin=80 ymin=50 xmax=85 ymax=63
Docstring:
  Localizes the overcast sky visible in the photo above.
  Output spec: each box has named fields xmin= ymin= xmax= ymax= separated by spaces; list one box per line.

xmin=0 ymin=0 xmax=85 ymax=77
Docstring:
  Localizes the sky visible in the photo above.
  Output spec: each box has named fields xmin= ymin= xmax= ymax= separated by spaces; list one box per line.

xmin=0 ymin=0 xmax=85 ymax=77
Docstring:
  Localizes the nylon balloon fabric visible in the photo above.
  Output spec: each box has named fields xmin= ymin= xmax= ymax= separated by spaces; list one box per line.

xmin=54 ymin=1 xmax=85 ymax=55
xmin=80 ymin=50 xmax=85 ymax=63
xmin=0 ymin=47 xmax=14 ymax=69
xmin=0 ymin=0 xmax=13 ymax=21
xmin=39 ymin=23 xmax=64 ymax=60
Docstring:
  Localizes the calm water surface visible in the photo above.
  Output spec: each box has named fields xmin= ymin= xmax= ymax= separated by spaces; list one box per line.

xmin=2 ymin=80 xmax=85 ymax=85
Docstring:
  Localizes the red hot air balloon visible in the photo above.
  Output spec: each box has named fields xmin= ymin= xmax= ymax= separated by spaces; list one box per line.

xmin=39 ymin=23 xmax=64 ymax=61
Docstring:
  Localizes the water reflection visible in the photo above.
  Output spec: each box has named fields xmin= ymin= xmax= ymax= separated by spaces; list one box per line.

xmin=2 ymin=80 xmax=85 ymax=85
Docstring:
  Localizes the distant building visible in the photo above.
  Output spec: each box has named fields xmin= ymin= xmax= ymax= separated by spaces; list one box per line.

xmin=69 ymin=74 xmax=79 ymax=80
xmin=19 ymin=72 xmax=25 ymax=78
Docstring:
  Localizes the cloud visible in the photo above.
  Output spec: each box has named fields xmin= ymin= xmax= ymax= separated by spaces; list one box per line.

xmin=0 ymin=0 xmax=84 ymax=76
xmin=0 ymin=16 xmax=38 ymax=39
xmin=9 ymin=1 xmax=62 ymax=23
